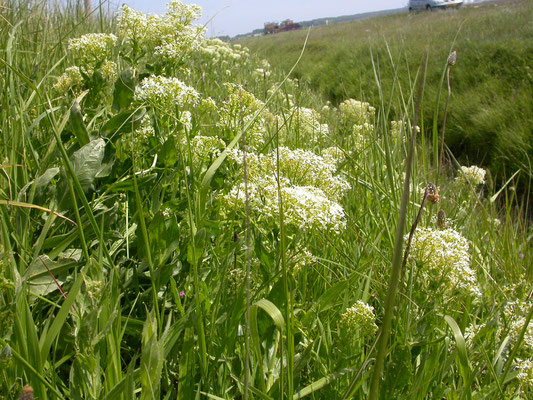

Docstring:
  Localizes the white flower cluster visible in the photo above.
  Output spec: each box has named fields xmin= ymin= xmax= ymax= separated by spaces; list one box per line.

xmin=390 ymin=120 xmax=420 ymax=143
xmin=351 ymin=123 xmax=374 ymax=152
xmin=409 ymin=227 xmax=481 ymax=297
xmin=53 ymin=66 xmax=83 ymax=95
xmin=217 ymin=84 xmax=266 ymax=151
xmin=266 ymin=83 xmax=295 ymax=108
xmin=222 ymin=175 xmax=346 ymax=234
xmin=117 ymin=1 xmax=205 ymax=64
xmin=339 ymin=98 xmax=375 ymax=126
xmin=504 ymin=301 xmax=533 ymax=352
xmin=117 ymin=115 xmax=155 ymax=158
xmin=199 ymin=97 xmax=217 ymax=113
xmin=340 ymin=301 xmax=378 ymax=338
xmin=223 ymin=145 xmax=349 ymax=233
xmin=182 ymin=135 xmax=225 ymax=165
xmin=499 ymin=301 xmax=533 ymax=389
xmin=277 ymin=107 xmax=329 ymax=145
xmin=55 ymin=34 xmax=118 ymax=95
xmin=115 ymin=5 xmax=149 ymax=43
xmin=321 ymin=146 xmax=348 ymax=166
xmin=271 ymin=147 xmax=350 ymax=200
xmin=516 ymin=359 xmax=533 ymax=387
xmin=134 ymin=75 xmax=200 ymax=112
xmin=253 ymin=68 xmax=271 ymax=79
xmin=464 ymin=323 xmax=485 ymax=348
xmin=68 ymin=33 xmax=117 ymax=66
xmin=100 ymin=60 xmax=118 ymax=81
xmin=288 ymin=247 xmax=317 ymax=273
xmin=228 ymin=147 xmax=350 ymax=201
xmin=200 ymin=39 xmax=250 ymax=68
xmin=455 ymin=165 xmax=486 ymax=186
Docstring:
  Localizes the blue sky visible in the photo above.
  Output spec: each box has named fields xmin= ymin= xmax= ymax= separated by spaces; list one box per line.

xmin=121 ymin=0 xmax=406 ymax=37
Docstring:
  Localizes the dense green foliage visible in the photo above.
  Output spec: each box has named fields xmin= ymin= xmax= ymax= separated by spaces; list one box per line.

xmin=239 ymin=1 xmax=533 ymax=188
xmin=0 ymin=1 xmax=532 ymax=399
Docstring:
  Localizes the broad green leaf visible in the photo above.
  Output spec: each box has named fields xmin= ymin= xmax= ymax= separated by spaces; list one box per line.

xmin=160 ymin=136 xmax=177 ymax=167
xmin=24 ymin=254 xmax=77 ymax=297
xmin=70 ymin=138 xmax=106 ymax=192
xmin=253 ymin=299 xmax=285 ymax=333
xmin=113 ymin=69 xmax=136 ymax=111
xmin=445 ymin=315 xmax=473 ymax=398
xmin=106 ymin=172 xmax=158 ymax=193
xmin=100 ymin=107 xmax=146 ymax=139
xmin=69 ymin=100 xmax=90 ymax=146
xmin=34 ymin=167 xmax=60 ymax=196
xmin=102 ymin=361 xmax=139 ymax=400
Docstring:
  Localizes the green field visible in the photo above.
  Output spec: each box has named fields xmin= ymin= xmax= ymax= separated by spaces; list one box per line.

xmin=239 ymin=0 xmax=533 ymax=189
xmin=0 ymin=1 xmax=532 ymax=399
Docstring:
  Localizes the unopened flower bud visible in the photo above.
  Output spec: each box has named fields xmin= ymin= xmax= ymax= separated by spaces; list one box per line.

xmin=437 ymin=209 xmax=447 ymax=229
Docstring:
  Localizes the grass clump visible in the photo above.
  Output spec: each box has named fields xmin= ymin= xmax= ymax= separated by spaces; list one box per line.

xmin=0 ymin=1 xmax=532 ymax=399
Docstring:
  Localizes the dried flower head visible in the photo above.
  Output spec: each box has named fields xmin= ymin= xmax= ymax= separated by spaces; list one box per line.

xmin=19 ymin=385 xmax=33 ymax=400
xmin=426 ymin=183 xmax=440 ymax=204
xmin=448 ymin=50 xmax=457 ymax=66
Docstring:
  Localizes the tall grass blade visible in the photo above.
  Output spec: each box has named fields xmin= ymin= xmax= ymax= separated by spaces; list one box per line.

xmin=368 ymin=55 xmax=427 ymax=400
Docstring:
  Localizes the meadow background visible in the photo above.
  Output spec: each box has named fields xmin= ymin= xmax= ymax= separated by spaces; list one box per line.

xmin=239 ymin=0 xmax=533 ymax=193
xmin=0 ymin=1 xmax=532 ymax=399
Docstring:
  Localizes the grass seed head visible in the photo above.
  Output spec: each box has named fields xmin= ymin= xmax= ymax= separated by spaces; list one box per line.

xmin=19 ymin=385 xmax=33 ymax=400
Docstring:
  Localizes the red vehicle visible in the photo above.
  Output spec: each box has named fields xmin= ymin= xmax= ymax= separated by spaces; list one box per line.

xmin=263 ymin=19 xmax=301 ymax=35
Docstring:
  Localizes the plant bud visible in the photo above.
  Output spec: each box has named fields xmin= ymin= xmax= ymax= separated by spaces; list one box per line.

xmin=437 ymin=209 xmax=447 ymax=229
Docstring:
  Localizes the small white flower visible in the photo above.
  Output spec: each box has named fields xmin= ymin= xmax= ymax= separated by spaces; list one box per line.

xmin=408 ymin=227 xmax=481 ymax=297
xmin=340 ymin=301 xmax=378 ymax=338
xmin=68 ymin=33 xmax=117 ymax=66
xmin=134 ymin=75 xmax=199 ymax=112
xmin=339 ymin=98 xmax=375 ymax=125
xmin=455 ymin=165 xmax=486 ymax=186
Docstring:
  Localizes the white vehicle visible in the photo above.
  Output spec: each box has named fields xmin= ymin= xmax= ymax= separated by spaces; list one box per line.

xmin=408 ymin=0 xmax=463 ymax=11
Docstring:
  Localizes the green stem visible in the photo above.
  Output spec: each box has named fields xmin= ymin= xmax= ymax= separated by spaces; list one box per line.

xmin=132 ymin=172 xmax=160 ymax=329
xmin=241 ymin=122 xmax=252 ymax=399
xmin=276 ymin=145 xmax=293 ymax=399
xmin=368 ymin=55 xmax=427 ymax=400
